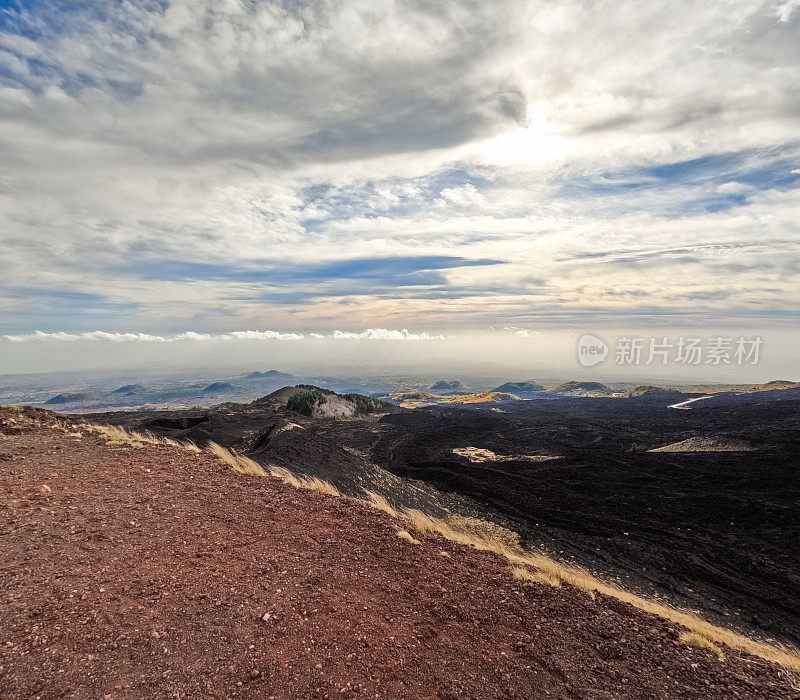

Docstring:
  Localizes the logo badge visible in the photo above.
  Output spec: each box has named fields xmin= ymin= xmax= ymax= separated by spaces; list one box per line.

xmin=577 ymin=334 xmax=608 ymax=367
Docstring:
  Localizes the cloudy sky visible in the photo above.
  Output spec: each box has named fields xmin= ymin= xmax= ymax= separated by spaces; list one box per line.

xmin=1 ymin=0 xmax=799 ymax=371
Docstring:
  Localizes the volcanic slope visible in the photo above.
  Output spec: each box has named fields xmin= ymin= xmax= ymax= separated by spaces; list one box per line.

xmin=87 ymin=388 xmax=800 ymax=648
xmin=1 ymin=406 xmax=799 ymax=699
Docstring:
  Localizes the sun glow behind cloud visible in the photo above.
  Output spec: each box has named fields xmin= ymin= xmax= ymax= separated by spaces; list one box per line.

xmin=481 ymin=103 xmax=569 ymax=167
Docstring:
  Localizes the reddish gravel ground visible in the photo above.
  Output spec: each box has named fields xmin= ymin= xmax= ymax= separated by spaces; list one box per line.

xmin=1 ymin=406 xmax=799 ymax=699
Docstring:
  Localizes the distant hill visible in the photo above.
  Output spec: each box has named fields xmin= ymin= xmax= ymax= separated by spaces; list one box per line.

xmin=203 ymin=382 xmax=234 ymax=393
xmin=111 ymin=384 xmax=145 ymax=394
xmin=752 ymin=380 xmax=800 ymax=391
xmin=444 ymin=391 xmax=518 ymax=404
xmin=44 ymin=392 xmax=90 ymax=404
xmin=548 ymin=381 xmax=613 ymax=396
xmin=254 ymin=386 xmax=310 ymax=404
xmin=246 ymin=370 xmax=295 ymax=379
xmin=494 ymin=381 xmax=544 ymax=396
xmin=427 ymin=380 xmax=470 ymax=395
xmin=686 ymin=379 xmax=800 ymax=394
xmin=623 ymin=385 xmax=684 ymax=398
xmin=392 ymin=390 xmax=519 ymax=408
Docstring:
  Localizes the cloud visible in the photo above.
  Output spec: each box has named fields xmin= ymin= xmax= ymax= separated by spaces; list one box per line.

xmin=716 ymin=181 xmax=753 ymax=195
xmin=502 ymin=326 xmax=540 ymax=338
xmin=330 ymin=328 xmax=445 ymax=341
xmin=1 ymin=330 xmax=304 ymax=342
xmin=2 ymin=331 xmax=170 ymax=343
xmin=1 ymin=328 xmax=445 ymax=342
xmin=777 ymin=0 xmax=800 ymax=22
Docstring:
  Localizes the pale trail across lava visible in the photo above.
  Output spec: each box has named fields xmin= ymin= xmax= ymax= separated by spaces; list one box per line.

xmin=668 ymin=395 xmax=714 ymax=410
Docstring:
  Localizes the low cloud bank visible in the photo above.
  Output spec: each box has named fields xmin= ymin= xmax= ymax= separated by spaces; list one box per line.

xmin=2 ymin=329 xmax=443 ymax=343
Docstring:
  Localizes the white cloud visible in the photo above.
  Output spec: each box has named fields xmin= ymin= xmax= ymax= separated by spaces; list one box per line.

xmin=330 ymin=328 xmax=444 ymax=341
xmin=777 ymin=0 xmax=800 ymax=22
xmin=435 ymin=184 xmax=484 ymax=208
xmin=716 ymin=181 xmax=753 ymax=195
xmin=1 ymin=328 xmax=445 ymax=342
xmin=502 ymin=326 xmax=540 ymax=338
xmin=2 ymin=331 xmax=169 ymax=343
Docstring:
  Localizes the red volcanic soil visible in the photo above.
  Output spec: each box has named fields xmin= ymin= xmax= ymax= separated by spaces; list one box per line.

xmin=1 ymin=407 xmax=798 ymax=699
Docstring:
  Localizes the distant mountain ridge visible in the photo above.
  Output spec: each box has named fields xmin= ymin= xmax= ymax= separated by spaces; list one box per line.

xmin=44 ymin=392 xmax=90 ymax=404
xmin=203 ymin=382 xmax=234 ymax=393
xmin=493 ymin=381 xmax=544 ymax=396
xmin=427 ymin=380 xmax=470 ymax=395
xmin=623 ymin=385 xmax=684 ymax=398
xmin=548 ymin=381 xmax=613 ymax=396
xmin=112 ymin=384 xmax=145 ymax=394
xmin=246 ymin=370 xmax=295 ymax=379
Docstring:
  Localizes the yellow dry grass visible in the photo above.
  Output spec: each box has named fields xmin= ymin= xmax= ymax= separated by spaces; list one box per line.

xmin=80 ymin=416 xmax=343 ymax=497
xmin=205 ymin=442 xmax=268 ymax=476
xmin=681 ymin=631 xmax=725 ymax=661
xmin=363 ymin=493 xmax=800 ymax=671
xmin=396 ymin=530 xmax=421 ymax=545
xmin=83 ymin=424 xmax=147 ymax=448
xmin=80 ymin=421 xmax=341 ymax=496
xmin=263 ymin=463 xmax=341 ymax=496
xmin=363 ymin=490 xmax=399 ymax=517
xmin=512 ymin=566 xmax=561 ymax=588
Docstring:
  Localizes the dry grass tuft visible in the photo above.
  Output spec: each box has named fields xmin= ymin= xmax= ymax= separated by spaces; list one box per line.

xmin=161 ymin=436 xmax=201 ymax=453
xmin=300 ymin=475 xmax=341 ymax=497
xmin=264 ymin=463 xmax=340 ymax=496
xmin=400 ymin=507 xmax=518 ymax=556
xmin=512 ymin=566 xmax=562 ymax=588
xmin=206 ymin=442 xmax=268 ymax=476
xmin=79 ymin=420 xmax=339 ymax=495
xmin=681 ymin=632 xmax=726 ymax=661
xmin=364 ymin=491 xmax=399 ymax=518
xmin=83 ymin=424 xmax=147 ymax=449
xmin=396 ymin=530 xmax=421 ymax=545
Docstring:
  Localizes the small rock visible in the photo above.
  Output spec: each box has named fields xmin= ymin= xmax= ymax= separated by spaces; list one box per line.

xmin=262 ymin=612 xmax=271 ymax=623
xmin=250 ymin=670 xmax=260 ymax=679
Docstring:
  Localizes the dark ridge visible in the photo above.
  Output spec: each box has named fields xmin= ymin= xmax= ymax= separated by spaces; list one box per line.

xmin=111 ymin=384 xmax=145 ymax=394
xmin=202 ymin=382 xmax=234 ymax=393
xmin=44 ymin=393 xmax=90 ymax=404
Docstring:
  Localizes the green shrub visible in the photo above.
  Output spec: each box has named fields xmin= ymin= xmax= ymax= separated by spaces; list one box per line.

xmin=286 ymin=386 xmax=392 ymax=416
xmin=342 ymin=393 xmax=393 ymax=414
xmin=287 ymin=388 xmax=331 ymax=416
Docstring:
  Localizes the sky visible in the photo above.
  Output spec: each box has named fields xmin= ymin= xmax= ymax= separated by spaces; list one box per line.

xmin=0 ymin=0 xmax=799 ymax=377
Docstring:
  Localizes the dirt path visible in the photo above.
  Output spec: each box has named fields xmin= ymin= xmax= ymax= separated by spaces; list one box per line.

xmin=1 ymin=407 xmax=798 ymax=699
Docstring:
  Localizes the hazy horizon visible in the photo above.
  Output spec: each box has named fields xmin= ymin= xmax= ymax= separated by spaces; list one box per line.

xmin=1 ymin=327 xmax=795 ymax=384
